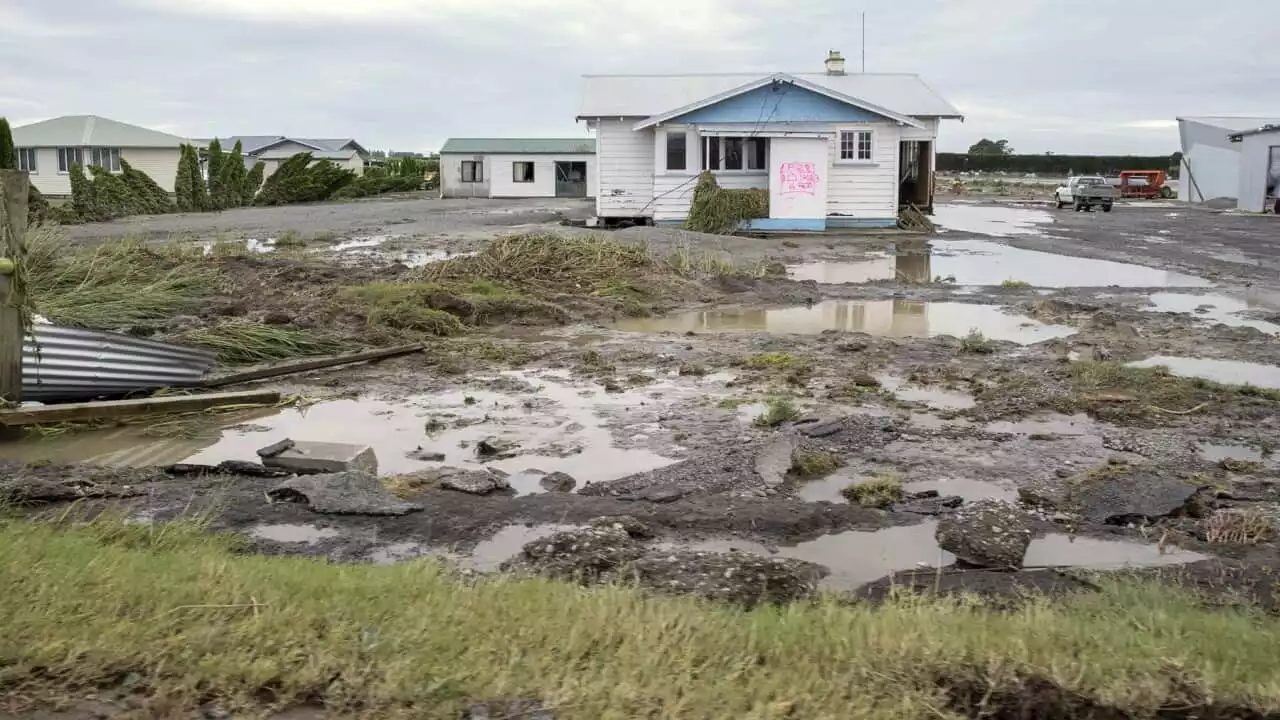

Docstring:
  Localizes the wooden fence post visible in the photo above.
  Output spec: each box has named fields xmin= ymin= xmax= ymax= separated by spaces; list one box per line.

xmin=0 ymin=169 xmax=29 ymax=408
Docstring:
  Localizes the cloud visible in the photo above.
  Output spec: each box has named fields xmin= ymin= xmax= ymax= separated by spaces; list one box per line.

xmin=3 ymin=0 xmax=1277 ymax=155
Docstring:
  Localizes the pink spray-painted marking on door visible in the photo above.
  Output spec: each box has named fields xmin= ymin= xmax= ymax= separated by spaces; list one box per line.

xmin=779 ymin=162 xmax=819 ymax=196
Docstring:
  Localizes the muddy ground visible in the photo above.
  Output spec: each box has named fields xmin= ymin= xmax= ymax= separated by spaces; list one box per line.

xmin=7 ymin=195 xmax=1280 ymax=607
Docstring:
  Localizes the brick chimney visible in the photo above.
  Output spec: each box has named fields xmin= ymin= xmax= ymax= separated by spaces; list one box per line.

xmin=824 ymin=50 xmax=846 ymax=75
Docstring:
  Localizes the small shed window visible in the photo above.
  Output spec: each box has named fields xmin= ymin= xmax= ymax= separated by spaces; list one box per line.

xmin=89 ymin=147 xmax=121 ymax=172
xmin=17 ymin=148 xmax=37 ymax=173
xmin=57 ymin=147 xmax=83 ymax=173
xmin=461 ymin=161 xmax=483 ymax=183
xmin=513 ymin=161 xmax=535 ymax=183
xmin=839 ymin=130 xmax=873 ymax=162
xmin=747 ymin=138 xmax=767 ymax=170
xmin=665 ymin=130 xmax=687 ymax=171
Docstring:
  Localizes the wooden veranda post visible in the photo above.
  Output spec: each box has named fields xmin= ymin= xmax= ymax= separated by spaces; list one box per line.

xmin=0 ymin=169 xmax=29 ymax=407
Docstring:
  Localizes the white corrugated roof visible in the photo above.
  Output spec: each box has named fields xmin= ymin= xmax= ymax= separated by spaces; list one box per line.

xmin=580 ymin=73 xmax=962 ymax=119
xmin=1177 ymin=116 xmax=1280 ymax=132
xmin=12 ymin=115 xmax=187 ymax=148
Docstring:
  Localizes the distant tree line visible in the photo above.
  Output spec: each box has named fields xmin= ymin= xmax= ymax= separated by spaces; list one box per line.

xmin=940 ymin=138 xmax=1181 ymax=177
xmin=0 ymin=118 xmax=436 ymax=225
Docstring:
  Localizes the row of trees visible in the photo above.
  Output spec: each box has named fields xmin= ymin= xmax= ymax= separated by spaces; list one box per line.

xmin=174 ymin=141 xmax=266 ymax=212
xmin=1 ymin=116 xmax=434 ymax=225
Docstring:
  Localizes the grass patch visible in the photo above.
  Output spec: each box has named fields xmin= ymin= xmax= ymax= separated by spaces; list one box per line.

xmin=1000 ymin=278 xmax=1032 ymax=288
xmin=791 ymin=450 xmax=843 ymax=478
xmin=753 ymin=397 xmax=800 ymax=427
xmin=274 ymin=229 xmax=307 ymax=248
xmin=744 ymin=352 xmax=799 ymax=369
xmin=958 ymin=328 xmax=993 ymax=354
xmin=1071 ymin=361 xmax=1280 ymax=415
xmin=1205 ymin=509 xmax=1274 ymax=545
xmin=25 ymin=227 xmax=220 ymax=329
xmin=6 ymin=517 xmax=1280 ymax=717
xmin=173 ymin=321 xmax=346 ymax=364
xmin=841 ymin=472 xmax=905 ymax=507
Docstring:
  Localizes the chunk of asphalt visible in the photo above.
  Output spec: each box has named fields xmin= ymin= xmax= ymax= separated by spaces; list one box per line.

xmin=935 ymin=499 xmax=1032 ymax=570
xmin=799 ymin=419 xmax=844 ymax=438
xmin=267 ymin=471 xmax=424 ymax=516
xmin=0 ymin=477 xmax=143 ymax=503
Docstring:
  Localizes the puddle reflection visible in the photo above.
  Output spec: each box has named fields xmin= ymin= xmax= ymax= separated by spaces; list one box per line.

xmin=1145 ymin=293 xmax=1280 ymax=335
xmin=1126 ymin=357 xmax=1280 ymax=389
xmin=613 ymin=300 xmax=1076 ymax=344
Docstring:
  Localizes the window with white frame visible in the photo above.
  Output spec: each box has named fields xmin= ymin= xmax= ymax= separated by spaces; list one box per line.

xmin=665 ymin=130 xmax=687 ymax=171
xmin=17 ymin=148 xmax=37 ymax=173
xmin=839 ymin=130 xmax=873 ymax=162
xmin=512 ymin=161 xmax=535 ymax=183
xmin=89 ymin=147 xmax=122 ymax=172
xmin=701 ymin=137 xmax=768 ymax=171
xmin=57 ymin=147 xmax=83 ymax=173
xmin=460 ymin=160 xmax=483 ymax=182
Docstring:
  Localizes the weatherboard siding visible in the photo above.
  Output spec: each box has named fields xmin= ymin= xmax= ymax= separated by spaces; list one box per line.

xmin=28 ymin=148 xmax=69 ymax=195
xmin=826 ymin=122 xmax=901 ymax=220
xmin=674 ymin=84 xmax=885 ymax=125
xmin=121 ymin=148 xmax=181 ymax=193
xmin=595 ymin=119 xmax=654 ymax=216
xmin=488 ymin=154 xmax=598 ymax=198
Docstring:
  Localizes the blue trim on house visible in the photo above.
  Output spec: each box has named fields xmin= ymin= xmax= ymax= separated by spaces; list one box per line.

xmin=826 ymin=216 xmax=899 ymax=228
xmin=744 ymin=218 xmax=827 ymax=231
xmin=673 ymin=83 xmax=887 ymax=124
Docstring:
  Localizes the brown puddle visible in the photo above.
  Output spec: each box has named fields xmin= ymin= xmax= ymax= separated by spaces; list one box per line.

xmin=1126 ymin=357 xmax=1280 ymax=389
xmin=985 ymin=413 xmax=1097 ymax=436
xmin=1197 ymin=443 xmax=1264 ymax=464
xmin=672 ymin=523 xmax=1205 ymax=590
xmin=877 ymin=375 xmax=976 ymax=410
xmin=0 ymin=371 xmax=697 ymax=492
xmin=613 ymin=300 xmax=1076 ymax=345
xmin=250 ymin=524 xmax=340 ymax=544
xmin=786 ymin=235 xmax=1210 ymax=288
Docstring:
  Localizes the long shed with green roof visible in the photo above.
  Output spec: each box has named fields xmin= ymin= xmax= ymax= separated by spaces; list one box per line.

xmin=439 ymin=137 xmax=596 ymax=199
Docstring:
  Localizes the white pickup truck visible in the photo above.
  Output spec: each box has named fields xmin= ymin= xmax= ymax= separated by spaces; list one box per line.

xmin=1054 ymin=176 xmax=1117 ymax=212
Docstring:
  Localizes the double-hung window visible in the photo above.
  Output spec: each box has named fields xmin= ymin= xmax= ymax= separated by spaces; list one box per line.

xmin=665 ymin=130 xmax=687 ymax=171
xmin=838 ymin=130 xmax=873 ymax=162
xmin=57 ymin=147 xmax=83 ymax=173
xmin=17 ymin=148 xmax=37 ymax=173
xmin=89 ymin=147 xmax=122 ymax=172
xmin=461 ymin=160 xmax=483 ymax=182
xmin=512 ymin=161 xmax=535 ymax=183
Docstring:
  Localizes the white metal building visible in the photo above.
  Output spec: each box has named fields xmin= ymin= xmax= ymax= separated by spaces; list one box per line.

xmin=1176 ymin=116 xmax=1280 ymax=204
xmin=438 ymin=138 xmax=597 ymax=199
xmin=578 ymin=51 xmax=961 ymax=230
xmin=1228 ymin=125 xmax=1280 ymax=213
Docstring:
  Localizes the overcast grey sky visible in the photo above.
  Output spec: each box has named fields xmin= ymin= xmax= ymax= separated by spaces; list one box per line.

xmin=3 ymin=0 xmax=1276 ymax=155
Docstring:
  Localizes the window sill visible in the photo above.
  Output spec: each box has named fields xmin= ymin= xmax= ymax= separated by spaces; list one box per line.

xmin=834 ymin=161 xmax=880 ymax=168
xmin=710 ymin=170 xmax=768 ymax=176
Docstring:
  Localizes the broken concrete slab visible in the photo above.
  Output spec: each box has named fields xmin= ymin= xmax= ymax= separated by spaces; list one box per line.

xmin=935 ymin=499 xmax=1032 ymax=569
xmin=439 ymin=469 xmax=511 ymax=496
xmin=261 ymin=441 xmax=378 ymax=476
xmin=754 ymin=436 xmax=797 ymax=488
xmin=616 ymin=551 xmax=824 ymax=607
xmin=476 ymin=437 xmax=520 ymax=459
xmin=1022 ymin=467 xmax=1208 ymax=526
xmin=0 ymin=477 xmax=143 ymax=504
xmin=507 ymin=526 xmax=643 ymax=582
xmin=267 ymin=471 xmax=422 ymax=516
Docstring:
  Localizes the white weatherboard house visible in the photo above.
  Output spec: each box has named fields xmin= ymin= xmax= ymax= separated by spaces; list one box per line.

xmin=438 ymin=138 xmax=597 ymax=199
xmin=578 ymin=52 xmax=962 ymax=230
xmin=1177 ymin=116 xmax=1280 ymax=205
xmin=11 ymin=115 xmax=186 ymax=196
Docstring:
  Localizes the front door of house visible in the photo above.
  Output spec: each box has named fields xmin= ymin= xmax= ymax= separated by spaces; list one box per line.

xmin=768 ymin=137 xmax=828 ymax=230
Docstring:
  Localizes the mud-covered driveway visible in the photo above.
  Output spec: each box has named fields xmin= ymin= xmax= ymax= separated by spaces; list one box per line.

xmin=8 ymin=196 xmax=1280 ymax=607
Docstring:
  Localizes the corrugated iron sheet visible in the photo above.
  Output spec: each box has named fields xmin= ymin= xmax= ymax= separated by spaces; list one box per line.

xmin=22 ymin=325 xmax=217 ymax=402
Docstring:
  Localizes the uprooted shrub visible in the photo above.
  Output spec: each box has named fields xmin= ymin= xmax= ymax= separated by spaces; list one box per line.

xmin=330 ymin=174 xmax=422 ymax=199
xmin=254 ymin=153 xmax=356 ymax=206
xmin=684 ymin=171 xmax=769 ymax=234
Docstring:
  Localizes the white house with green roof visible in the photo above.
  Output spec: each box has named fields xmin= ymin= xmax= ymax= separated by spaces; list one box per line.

xmin=12 ymin=115 xmax=187 ymax=196
xmin=438 ymin=138 xmax=596 ymax=199
xmin=578 ymin=51 xmax=962 ymax=230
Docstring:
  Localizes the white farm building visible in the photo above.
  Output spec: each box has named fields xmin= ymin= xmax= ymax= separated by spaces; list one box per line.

xmin=1176 ymin=116 xmax=1280 ymax=208
xmin=438 ymin=138 xmax=596 ymax=199
xmin=577 ymin=51 xmax=962 ymax=230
